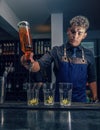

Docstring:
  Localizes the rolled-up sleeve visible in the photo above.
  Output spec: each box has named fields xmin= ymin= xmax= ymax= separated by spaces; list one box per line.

xmin=37 ymin=46 xmax=58 ymax=70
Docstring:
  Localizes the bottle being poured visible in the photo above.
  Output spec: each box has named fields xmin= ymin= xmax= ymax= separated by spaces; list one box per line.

xmin=17 ymin=21 xmax=33 ymax=86
xmin=17 ymin=21 xmax=33 ymax=63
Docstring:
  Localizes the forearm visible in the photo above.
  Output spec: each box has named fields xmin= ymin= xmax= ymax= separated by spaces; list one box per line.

xmin=89 ymin=81 xmax=98 ymax=100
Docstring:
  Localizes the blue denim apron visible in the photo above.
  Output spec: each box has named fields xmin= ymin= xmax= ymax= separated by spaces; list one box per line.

xmin=55 ymin=47 xmax=88 ymax=102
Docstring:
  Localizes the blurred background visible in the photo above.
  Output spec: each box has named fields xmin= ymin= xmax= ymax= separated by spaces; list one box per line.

xmin=0 ymin=0 xmax=100 ymax=101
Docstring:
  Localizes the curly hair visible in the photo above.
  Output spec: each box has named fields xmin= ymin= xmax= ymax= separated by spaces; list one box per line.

xmin=70 ymin=15 xmax=89 ymax=30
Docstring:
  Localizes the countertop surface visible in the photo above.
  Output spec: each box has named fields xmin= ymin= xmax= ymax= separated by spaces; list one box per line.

xmin=0 ymin=102 xmax=100 ymax=110
xmin=0 ymin=102 xmax=100 ymax=130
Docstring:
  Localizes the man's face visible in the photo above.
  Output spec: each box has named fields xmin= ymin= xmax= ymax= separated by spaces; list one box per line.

xmin=67 ymin=26 xmax=87 ymax=47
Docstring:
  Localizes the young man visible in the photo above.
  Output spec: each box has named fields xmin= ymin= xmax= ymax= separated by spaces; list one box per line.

xmin=21 ymin=15 xmax=98 ymax=102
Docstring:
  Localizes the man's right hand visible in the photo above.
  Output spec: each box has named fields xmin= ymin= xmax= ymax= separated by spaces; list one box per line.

xmin=20 ymin=52 xmax=34 ymax=70
xmin=20 ymin=52 xmax=40 ymax=72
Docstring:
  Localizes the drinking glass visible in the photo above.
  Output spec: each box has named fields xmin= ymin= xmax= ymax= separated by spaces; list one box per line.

xmin=43 ymin=83 xmax=55 ymax=105
xmin=59 ymin=83 xmax=73 ymax=106
xmin=27 ymin=83 xmax=40 ymax=105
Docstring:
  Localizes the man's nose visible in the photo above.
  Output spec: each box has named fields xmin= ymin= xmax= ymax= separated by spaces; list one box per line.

xmin=73 ymin=32 xmax=78 ymax=39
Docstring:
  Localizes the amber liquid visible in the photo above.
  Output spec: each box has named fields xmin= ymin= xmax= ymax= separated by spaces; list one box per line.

xmin=19 ymin=27 xmax=33 ymax=60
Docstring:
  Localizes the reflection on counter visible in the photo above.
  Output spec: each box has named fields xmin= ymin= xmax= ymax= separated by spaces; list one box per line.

xmin=0 ymin=109 xmax=100 ymax=130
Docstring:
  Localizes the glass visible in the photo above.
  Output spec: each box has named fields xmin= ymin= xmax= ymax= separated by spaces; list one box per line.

xmin=17 ymin=21 xmax=33 ymax=60
xmin=27 ymin=83 xmax=40 ymax=105
xmin=43 ymin=83 xmax=55 ymax=105
xmin=59 ymin=83 xmax=73 ymax=106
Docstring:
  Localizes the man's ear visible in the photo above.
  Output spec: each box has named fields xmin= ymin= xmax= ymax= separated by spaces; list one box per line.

xmin=67 ymin=28 xmax=70 ymax=34
xmin=83 ymin=32 xmax=87 ymax=39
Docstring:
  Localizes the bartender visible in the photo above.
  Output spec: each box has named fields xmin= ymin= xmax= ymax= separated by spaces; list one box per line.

xmin=21 ymin=15 xmax=98 ymax=102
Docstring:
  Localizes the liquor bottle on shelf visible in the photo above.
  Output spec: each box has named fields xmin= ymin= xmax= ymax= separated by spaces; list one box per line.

xmin=7 ymin=82 xmax=12 ymax=92
xmin=10 ymin=42 xmax=15 ymax=55
xmin=3 ymin=43 xmax=6 ymax=55
xmin=17 ymin=21 xmax=33 ymax=61
xmin=0 ymin=44 xmax=2 ymax=55
xmin=40 ymin=41 xmax=44 ymax=55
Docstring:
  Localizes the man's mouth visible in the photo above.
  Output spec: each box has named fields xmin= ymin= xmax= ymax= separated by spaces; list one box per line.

xmin=70 ymin=39 xmax=76 ymax=42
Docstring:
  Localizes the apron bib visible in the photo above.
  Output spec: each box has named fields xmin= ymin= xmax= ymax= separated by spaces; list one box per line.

xmin=55 ymin=48 xmax=88 ymax=102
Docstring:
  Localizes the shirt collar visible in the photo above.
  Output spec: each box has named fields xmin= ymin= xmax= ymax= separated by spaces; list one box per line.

xmin=65 ymin=42 xmax=83 ymax=51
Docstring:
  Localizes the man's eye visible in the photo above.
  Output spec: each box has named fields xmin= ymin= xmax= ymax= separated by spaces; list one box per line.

xmin=78 ymin=32 xmax=83 ymax=35
xmin=71 ymin=30 xmax=76 ymax=34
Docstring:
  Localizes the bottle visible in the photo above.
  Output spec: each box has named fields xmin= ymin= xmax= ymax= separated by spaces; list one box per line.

xmin=17 ymin=21 xmax=33 ymax=60
xmin=0 ymin=44 xmax=2 ymax=55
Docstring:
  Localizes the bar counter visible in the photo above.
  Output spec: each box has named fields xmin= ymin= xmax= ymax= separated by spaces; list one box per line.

xmin=0 ymin=102 xmax=100 ymax=130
